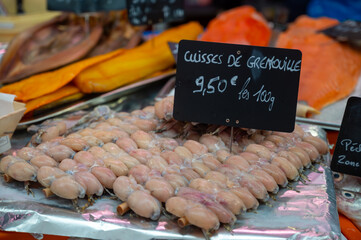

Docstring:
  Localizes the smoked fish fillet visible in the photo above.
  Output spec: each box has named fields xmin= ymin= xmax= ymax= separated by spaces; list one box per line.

xmin=24 ymin=84 xmax=81 ymax=114
xmin=276 ymin=16 xmax=361 ymax=110
xmin=74 ymin=21 xmax=203 ymax=93
xmin=200 ymin=6 xmax=271 ymax=47
xmin=0 ymin=48 xmax=125 ymax=102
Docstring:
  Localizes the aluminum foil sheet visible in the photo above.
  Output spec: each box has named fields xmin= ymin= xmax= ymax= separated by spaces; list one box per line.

xmin=0 ymin=126 xmax=341 ymax=240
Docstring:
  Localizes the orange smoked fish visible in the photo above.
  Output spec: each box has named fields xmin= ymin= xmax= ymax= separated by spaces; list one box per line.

xmin=200 ymin=6 xmax=271 ymax=47
xmin=276 ymin=16 xmax=361 ymax=110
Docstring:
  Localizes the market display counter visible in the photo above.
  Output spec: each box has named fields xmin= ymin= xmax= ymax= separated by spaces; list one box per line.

xmin=1 ymin=2 xmax=360 ymax=239
xmin=0 ymin=96 xmax=341 ymax=240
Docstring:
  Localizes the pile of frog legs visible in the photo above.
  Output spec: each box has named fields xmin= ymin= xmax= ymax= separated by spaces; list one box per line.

xmin=0 ymin=96 xmax=329 ymax=232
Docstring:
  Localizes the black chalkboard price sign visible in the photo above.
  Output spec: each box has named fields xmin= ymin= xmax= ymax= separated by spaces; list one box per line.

xmin=126 ymin=0 xmax=184 ymax=26
xmin=331 ymin=97 xmax=361 ymax=177
xmin=47 ymin=0 xmax=125 ymax=13
xmin=173 ymin=40 xmax=302 ymax=132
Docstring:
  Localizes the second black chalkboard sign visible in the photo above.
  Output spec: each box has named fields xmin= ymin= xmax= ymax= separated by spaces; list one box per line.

xmin=331 ymin=97 xmax=361 ymax=177
xmin=173 ymin=40 xmax=302 ymax=132
xmin=47 ymin=0 xmax=125 ymax=13
xmin=126 ymin=0 xmax=184 ymax=26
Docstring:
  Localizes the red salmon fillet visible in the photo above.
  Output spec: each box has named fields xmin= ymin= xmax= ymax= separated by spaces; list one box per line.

xmin=276 ymin=16 xmax=361 ymax=110
xmin=200 ymin=6 xmax=271 ymax=47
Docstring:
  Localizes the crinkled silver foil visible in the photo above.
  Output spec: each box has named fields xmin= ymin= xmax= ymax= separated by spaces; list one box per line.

xmin=0 ymin=126 xmax=341 ymax=239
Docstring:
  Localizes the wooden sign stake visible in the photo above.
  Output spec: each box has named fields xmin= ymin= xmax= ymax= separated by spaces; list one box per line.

xmin=229 ymin=126 xmax=234 ymax=153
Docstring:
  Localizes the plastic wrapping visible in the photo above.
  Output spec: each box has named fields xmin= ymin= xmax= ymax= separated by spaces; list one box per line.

xmin=0 ymin=125 xmax=341 ymax=239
